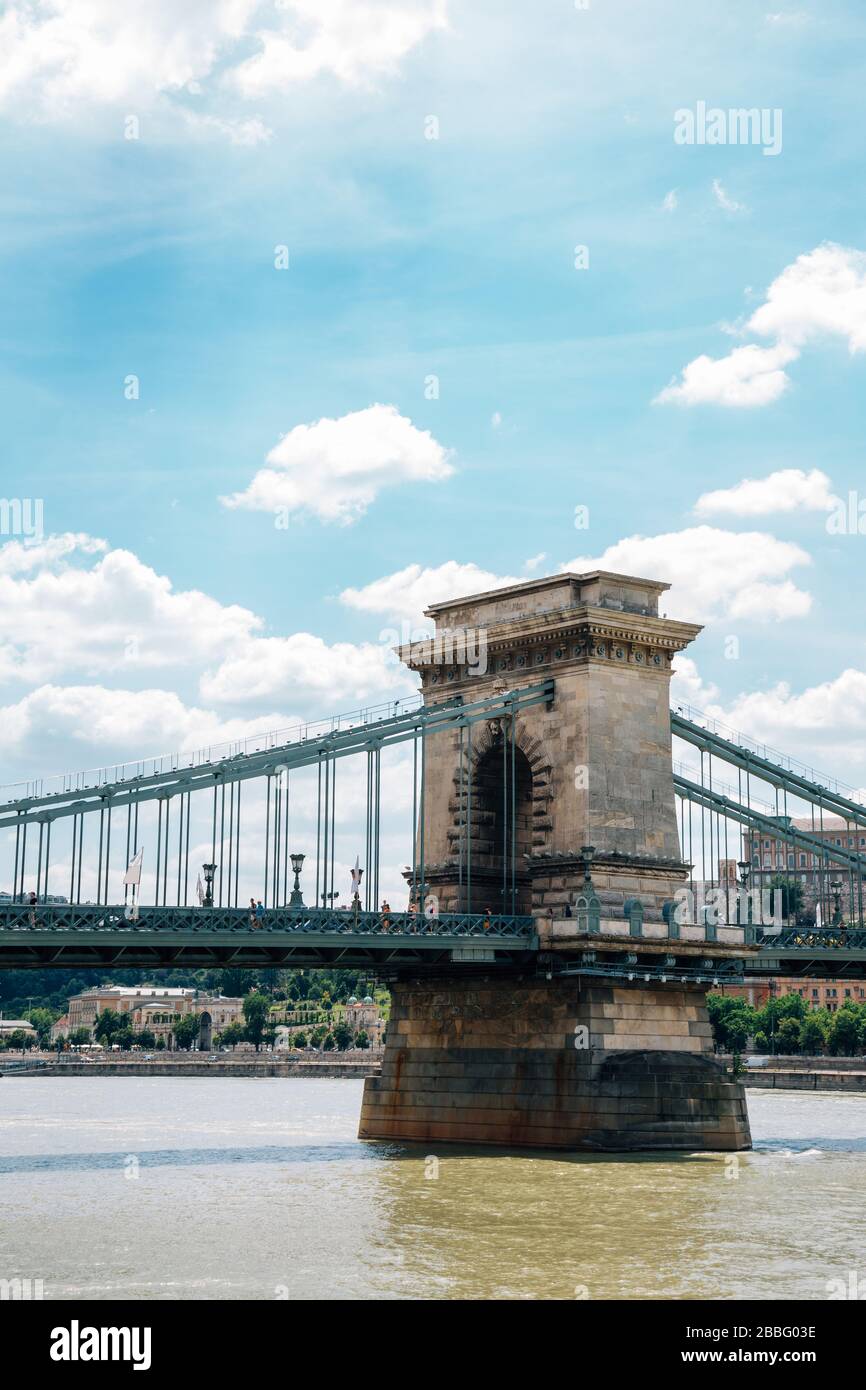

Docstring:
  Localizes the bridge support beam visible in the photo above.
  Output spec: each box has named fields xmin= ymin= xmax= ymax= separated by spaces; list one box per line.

xmin=359 ymin=974 xmax=750 ymax=1151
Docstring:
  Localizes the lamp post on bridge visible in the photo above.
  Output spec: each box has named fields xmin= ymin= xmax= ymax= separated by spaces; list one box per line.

xmin=289 ymin=853 xmax=306 ymax=909
xmin=737 ymin=861 xmax=752 ymax=932
xmin=201 ymin=863 xmax=216 ymax=909
xmin=831 ymin=879 xmax=844 ymax=930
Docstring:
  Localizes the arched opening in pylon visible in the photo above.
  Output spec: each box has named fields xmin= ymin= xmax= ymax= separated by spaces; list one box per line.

xmin=467 ymin=736 xmax=534 ymax=915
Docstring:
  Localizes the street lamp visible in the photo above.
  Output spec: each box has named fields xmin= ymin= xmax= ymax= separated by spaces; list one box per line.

xmin=201 ymin=863 xmax=217 ymax=908
xmin=831 ymin=879 xmax=843 ymax=928
xmin=737 ymin=861 xmax=751 ymax=927
xmin=289 ymin=853 xmax=306 ymax=908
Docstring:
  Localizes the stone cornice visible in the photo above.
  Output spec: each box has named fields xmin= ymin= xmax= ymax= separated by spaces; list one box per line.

xmin=399 ymin=603 xmax=701 ymax=684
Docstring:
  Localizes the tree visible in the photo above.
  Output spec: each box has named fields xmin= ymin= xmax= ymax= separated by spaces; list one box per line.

xmin=26 ymin=1006 xmax=59 ymax=1046
xmin=800 ymin=1012 xmax=828 ymax=1055
xmin=322 ymin=1033 xmax=336 ymax=1051
xmin=776 ymin=1017 xmax=801 ymax=1054
xmin=355 ymin=1030 xmax=370 ymax=1050
xmin=293 ymin=1032 xmax=308 ymax=1049
xmin=242 ymin=992 xmax=269 ymax=1051
xmin=135 ymin=1029 xmax=155 ymax=1049
xmin=69 ymin=1027 xmax=91 ymax=1047
xmin=706 ymin=995 xmax=756 ymax=1051
xmin=753 ymin=1030 xmax=769 ymax=1053
xmin=217 ymin=1022 xmax=245 ymax=1050
xmin=726 ymin=1014 xmax=751 ymax=1053
xmin=173 ymin=1013 xmax=202 ymax=1051
xmin=828 ymin=1006 xmax=861 ymax=1057
xmin=776 ymin=992 xmax=807 ymax=1021
xmin=332 ymin=1022 xmax=352 ymax=1051
xmin=94 ymin=1008 xmax=124 ymax=1043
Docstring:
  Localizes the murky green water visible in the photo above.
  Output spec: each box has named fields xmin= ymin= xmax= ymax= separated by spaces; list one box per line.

xmin=1 ymin=1079 xmax=863 ymax=1299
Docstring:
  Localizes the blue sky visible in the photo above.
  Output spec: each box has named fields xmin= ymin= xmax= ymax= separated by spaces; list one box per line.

xmin=1 ymin=0 xmax=866 ymax=805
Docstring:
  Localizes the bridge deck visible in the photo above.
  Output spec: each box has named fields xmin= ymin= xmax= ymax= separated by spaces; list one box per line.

xmin=0 ymin=906 xmax=538 ymax=971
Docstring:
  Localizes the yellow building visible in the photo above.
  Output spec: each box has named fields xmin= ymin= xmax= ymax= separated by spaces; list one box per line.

xmin=53 ymin=986 xmax=243 ymax=1049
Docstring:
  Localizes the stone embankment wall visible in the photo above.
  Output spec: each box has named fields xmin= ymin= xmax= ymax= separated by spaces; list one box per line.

xmin=737 ymin=1055 xmax=866 ymax=1092
xmin=2 ymin=1057 xmax=381 ymax=1079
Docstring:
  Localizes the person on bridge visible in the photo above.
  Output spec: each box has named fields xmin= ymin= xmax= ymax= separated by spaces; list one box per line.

xmin=381 ymin=900 xmax=391 ymax=931
xmin=249 ymin=898 xmax=257 ymax=927
xmin=255 ymin=900 xmax=265 ymax=925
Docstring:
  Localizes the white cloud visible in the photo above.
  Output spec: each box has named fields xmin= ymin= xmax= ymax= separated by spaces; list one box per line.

xmin=712 ymin=178 xmax=745 ymax=214
xmin=564 ymin=525 xmax=812 ymax=624
xmin=656 ymin=243 xmax=866 ymax=407
xmin=670 ymin=655 xmax=719 ymax=709
xmin=694 ymin=468 xmax=837 ymax=518
xmin=340 ymin=560 xmax=523 ymax=625
xmin=662 ymin=189 xmax=678 ymax=212
xmin=221 ymin=405 xmax=454 ymax=526
xmin=655 ymin=341 xmax=797 ymax=407
xmin=182 ymin=110 xmax=272 ymax=146
xmin=200 ymin=633 xmax=413 ymax=705
xmin=695 ymin=669 xmax=866 ymax=787
xmin=0 ymin=533 xmax=415 ymax=720
xmin=764 ymin=11 xmax=808 ymax=26
xmin=0 ymin=684 xmax=285 ymax=758
xmin=0 ymin=533 xmax=106 ymax=575
xmin=524 ymin=552 xmax=546 ymax=573
xmin=229 ymin=0 xmax=449 ymax=95
xmin=0 ymin=0 xmax=447 ymax=129
xmin=0 ymin=535 xmax=261 ymax=682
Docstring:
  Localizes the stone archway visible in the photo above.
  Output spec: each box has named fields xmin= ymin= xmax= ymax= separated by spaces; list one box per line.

xmin=442 ymin=716 xmax=554 ymax=915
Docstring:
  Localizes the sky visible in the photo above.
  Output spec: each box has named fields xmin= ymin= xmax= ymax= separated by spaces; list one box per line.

xmin=1 ymin=0 xmax=866 ymax=899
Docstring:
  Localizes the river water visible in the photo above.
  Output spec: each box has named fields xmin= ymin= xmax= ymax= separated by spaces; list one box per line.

xmin=1 ymin=1079 xmax=863 ymax=1300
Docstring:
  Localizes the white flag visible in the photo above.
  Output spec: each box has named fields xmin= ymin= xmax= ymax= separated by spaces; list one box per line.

xmin=123 ymin=849 xmax=143 ymax=887
xmin=351 ymin=856 xmax=363 ymax=894
xmin=196 ymin=874 xmax=204 ymax=905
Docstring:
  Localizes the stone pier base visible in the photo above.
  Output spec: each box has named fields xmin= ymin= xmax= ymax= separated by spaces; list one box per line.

xmin=359 ymin=976 xmax=751 ymax=1151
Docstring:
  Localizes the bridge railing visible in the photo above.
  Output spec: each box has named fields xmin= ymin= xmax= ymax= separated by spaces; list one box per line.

xmin=0 ymin=904 xmax=537 ymax=940
xmin=756 ymin=926 xmax=866 ymax=951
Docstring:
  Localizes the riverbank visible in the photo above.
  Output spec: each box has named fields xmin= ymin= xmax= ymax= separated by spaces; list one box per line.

xmin=740 ymin=1054 xmax=866 ymax=1092
xmin=0 ymin=1053 xmax=382 ymax=1079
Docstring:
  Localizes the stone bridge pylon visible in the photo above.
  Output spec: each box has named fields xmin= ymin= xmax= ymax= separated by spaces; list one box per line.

xmin=359 ymin=571 xmax=754 ymax=1151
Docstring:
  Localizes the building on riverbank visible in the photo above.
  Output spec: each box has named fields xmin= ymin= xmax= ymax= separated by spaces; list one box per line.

xmin=721 ymin=977 xmax=866 ymax=1012
xmin=0 ymin=1017 xmax=37 ymax=1041
xmin=344 ymin=996 xmax=384 ymax=1044
xmin=51 ymin=986 xmax=243 ymax=1049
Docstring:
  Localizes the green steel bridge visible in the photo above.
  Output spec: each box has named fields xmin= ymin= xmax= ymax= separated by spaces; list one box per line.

xmin=2 ymin=679 xmax=866 ymax=979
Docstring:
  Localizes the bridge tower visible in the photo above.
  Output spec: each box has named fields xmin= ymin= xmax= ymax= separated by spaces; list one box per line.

xmin=359 ymin=571 xmax=753 ymax=1151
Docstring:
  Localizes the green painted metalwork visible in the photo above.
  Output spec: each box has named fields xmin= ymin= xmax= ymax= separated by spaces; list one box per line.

xmin=672 ymin=710 xmax=866 ymax=831
xmin=0 ymin=904 xmax=538 ymax=971
xmin=0 ymin=682 xmax=554 ymax=831
xmin=673 ymin=772 xmax=866 ymax=875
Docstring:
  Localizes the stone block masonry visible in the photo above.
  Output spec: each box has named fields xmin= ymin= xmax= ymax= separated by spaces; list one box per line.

xmin=359 ymin=974 xmax=751 ymax=1151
